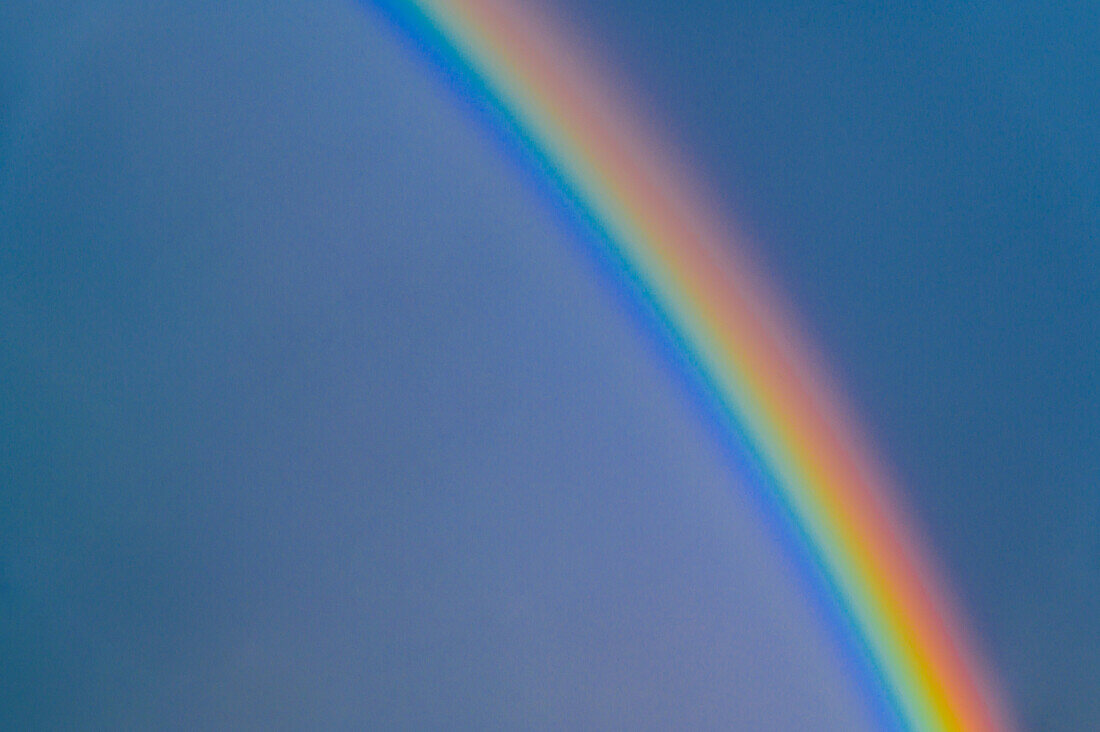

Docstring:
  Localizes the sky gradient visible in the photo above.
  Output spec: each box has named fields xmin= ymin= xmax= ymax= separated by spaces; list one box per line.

xmin=1 ymin=1 xmax=1097 ymax=729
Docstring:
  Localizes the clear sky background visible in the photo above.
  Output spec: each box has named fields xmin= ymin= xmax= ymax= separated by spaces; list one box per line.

xmin=547 ymin=1 xmax=1099 ymax=727
xmin=1 ymin=1 xmax=1097 ymax=729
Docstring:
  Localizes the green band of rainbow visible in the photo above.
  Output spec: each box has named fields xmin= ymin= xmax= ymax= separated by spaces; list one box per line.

xmin=368 ymin=1 xmax=1010 ymax=729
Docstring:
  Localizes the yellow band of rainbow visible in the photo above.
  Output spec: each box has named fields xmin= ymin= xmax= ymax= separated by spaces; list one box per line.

xmin=369 ymin=2 xmax=1011 ymax=729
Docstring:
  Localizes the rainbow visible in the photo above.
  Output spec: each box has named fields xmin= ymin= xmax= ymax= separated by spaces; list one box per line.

xmin=365 ymin=1 xmax=1010 ymax=729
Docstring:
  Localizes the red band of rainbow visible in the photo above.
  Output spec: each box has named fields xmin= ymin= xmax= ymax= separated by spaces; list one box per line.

xmin=368 ymin=2 xmax=1011 ymax=729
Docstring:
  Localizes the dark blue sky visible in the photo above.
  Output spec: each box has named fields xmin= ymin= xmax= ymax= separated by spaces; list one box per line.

xmin=550 ymin=0 xmax=1098 ymax=727
xmin=1 ymin=1 xmax=1096 ymax=728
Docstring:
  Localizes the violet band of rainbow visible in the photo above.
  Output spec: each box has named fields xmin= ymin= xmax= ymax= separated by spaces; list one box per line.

xmin=365 ymin=1 xmax=1011 ymax=729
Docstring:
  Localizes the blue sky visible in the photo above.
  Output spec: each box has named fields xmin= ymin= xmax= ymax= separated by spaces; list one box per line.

xmin=551 ymin=1 xmax=1098 ymax=727
xmin=1 ymin=1 xmax=1096 ymax=728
